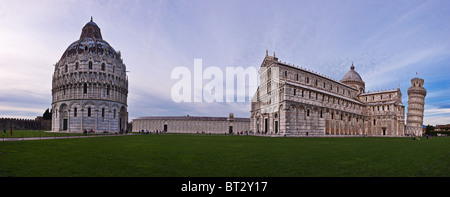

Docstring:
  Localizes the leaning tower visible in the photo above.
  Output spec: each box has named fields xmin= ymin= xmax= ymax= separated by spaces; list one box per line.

xmin=406 ymin=78 xmax=426 ymax=136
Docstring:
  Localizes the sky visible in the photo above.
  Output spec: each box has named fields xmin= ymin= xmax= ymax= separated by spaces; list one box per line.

xmin=0 ymin=0 xmax=449 ymax=126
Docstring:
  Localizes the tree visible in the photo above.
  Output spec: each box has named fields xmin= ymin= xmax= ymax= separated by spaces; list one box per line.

xmin=43 ymin=108 xmax=52 ymax=120
xmin=425 ymin=125 xmax=434 ymax=135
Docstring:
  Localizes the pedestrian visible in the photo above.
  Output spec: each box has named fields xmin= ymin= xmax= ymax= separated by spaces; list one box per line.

xmin=10 ymin=129 xmax=13 ymax=137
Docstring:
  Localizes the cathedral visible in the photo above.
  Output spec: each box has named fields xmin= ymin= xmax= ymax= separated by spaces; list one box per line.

xmin=250 ymin=51 xmax=426 ymax=137
xmin=51 ymin=18 xmax=128 ymax=132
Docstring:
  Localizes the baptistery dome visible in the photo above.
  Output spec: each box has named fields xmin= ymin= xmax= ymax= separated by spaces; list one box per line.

xmin=51 ymin=18 xmax=128 ymax=132
xmin=60 ymin=18 xmax=119 ymax=60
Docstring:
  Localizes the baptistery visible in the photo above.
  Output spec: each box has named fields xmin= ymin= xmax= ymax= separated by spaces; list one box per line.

xmin=51 ymin=18 xmax=128 ymax=132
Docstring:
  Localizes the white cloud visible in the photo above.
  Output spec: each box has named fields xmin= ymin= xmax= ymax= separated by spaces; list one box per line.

xmin=423 ymin=107 xmax=450 ymax=125
xmin=424 ymin=108 xmax=450 ymax=116
xmin=423 ymin=115 xmax=450 ymax=126
xmin=0 ymin=104 xmax=43 ymax=114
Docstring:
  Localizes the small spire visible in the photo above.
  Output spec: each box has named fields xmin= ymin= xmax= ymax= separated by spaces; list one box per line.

xmin=91 ymin=16 xmax=93 ymax=22
xmin=266 ymin=50 xmax=268 ymax=56
xmin=350 ymin=62 xmax=355 ymax=70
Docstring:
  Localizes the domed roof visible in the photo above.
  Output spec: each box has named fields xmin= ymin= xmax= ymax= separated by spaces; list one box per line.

xmin=341 ymin=64 xmax=363 ymax=82
xmin=60 ymin=17 xmax=119 ymax=60
xmin=80 ymin=17 xmax=102 ymax=40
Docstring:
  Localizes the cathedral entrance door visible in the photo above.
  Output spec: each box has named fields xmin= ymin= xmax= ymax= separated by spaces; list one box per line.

xmin=382 ymin=127 xmax=386 ymax=135
xmin=63 ymin=119 xmax=68 ymax=131
xmin=264 ymin=119 xmax=268 ymax=134
xmin=119 ymin=118 xmax=122 ymax=132
xmin=275 ymin=121 xmax=278 ymax=134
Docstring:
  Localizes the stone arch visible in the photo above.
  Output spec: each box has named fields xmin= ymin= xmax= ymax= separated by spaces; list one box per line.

xmin=80 ymin=73 xmax=87 ymax=83
xmin=83 ymin=100 xmax=97 ymax=109
xmin=289 ymin=104 xmax=296 ymax=111
xmin=298 ymin=105 xmax=305 ymax=111
xmin=98 ymin=102 xmax=110 ymax=119
xmin=305 ymin=106 xmax=312 ymax=117
xmin=69 ymin=101 xmax=81 ymax=109
xmin=163 ymin=120 xmax=168 ymax=132
xmin=312 ymin=107 xmax=319 ymax=114
xmin=98 ymin=101 xmax=110 ymax=108
xmin=69 ymin=101 xmax=81 ymax=118
xmin=111 ymin=103 xmax=120 ymax=110
xmin=254 ymin=111 xmax=262 ymax=133
xmin=59 ymin=103 xmax=69 ymax=131
xmin=119 ymin=105 xmax=127 ymax=132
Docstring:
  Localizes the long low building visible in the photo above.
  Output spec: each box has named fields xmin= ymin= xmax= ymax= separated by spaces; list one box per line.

xmin=132 ymin=113 xmax=250 ymax=134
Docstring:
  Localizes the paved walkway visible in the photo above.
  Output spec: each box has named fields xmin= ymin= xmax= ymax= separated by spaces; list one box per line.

xmin=1 ymin=134 xmax=133 ymax=142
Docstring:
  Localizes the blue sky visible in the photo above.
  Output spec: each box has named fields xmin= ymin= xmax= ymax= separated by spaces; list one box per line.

xmin=0 ymin=0 xmax=449 ymax=125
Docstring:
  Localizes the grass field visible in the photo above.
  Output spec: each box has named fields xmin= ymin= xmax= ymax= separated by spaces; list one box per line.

xmin=0 ymin=134 xmax=449 ymax=177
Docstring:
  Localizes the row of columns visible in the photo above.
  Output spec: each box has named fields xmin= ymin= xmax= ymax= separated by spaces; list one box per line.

xmin=62 ymin=108 xmax=112 ymax=132
xmin=53 ymin=83 xmax=127 ymax=104
xmin=53 ymin=103 xmax=126 ymax=133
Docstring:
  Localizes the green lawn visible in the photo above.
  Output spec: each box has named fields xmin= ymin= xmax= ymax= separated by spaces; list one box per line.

xmin=0 ymin=134 xmax=449 ymax=177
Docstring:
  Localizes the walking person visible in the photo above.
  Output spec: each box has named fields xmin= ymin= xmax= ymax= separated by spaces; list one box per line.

xmin=10 ymin=129 xmax=13 ymax=137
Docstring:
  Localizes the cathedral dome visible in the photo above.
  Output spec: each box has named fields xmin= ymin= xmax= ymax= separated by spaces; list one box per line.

xmin=341 ymin=64 xmax=365 ymax=93
xmin=342 ymin=64 xmax=363 ymax=83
